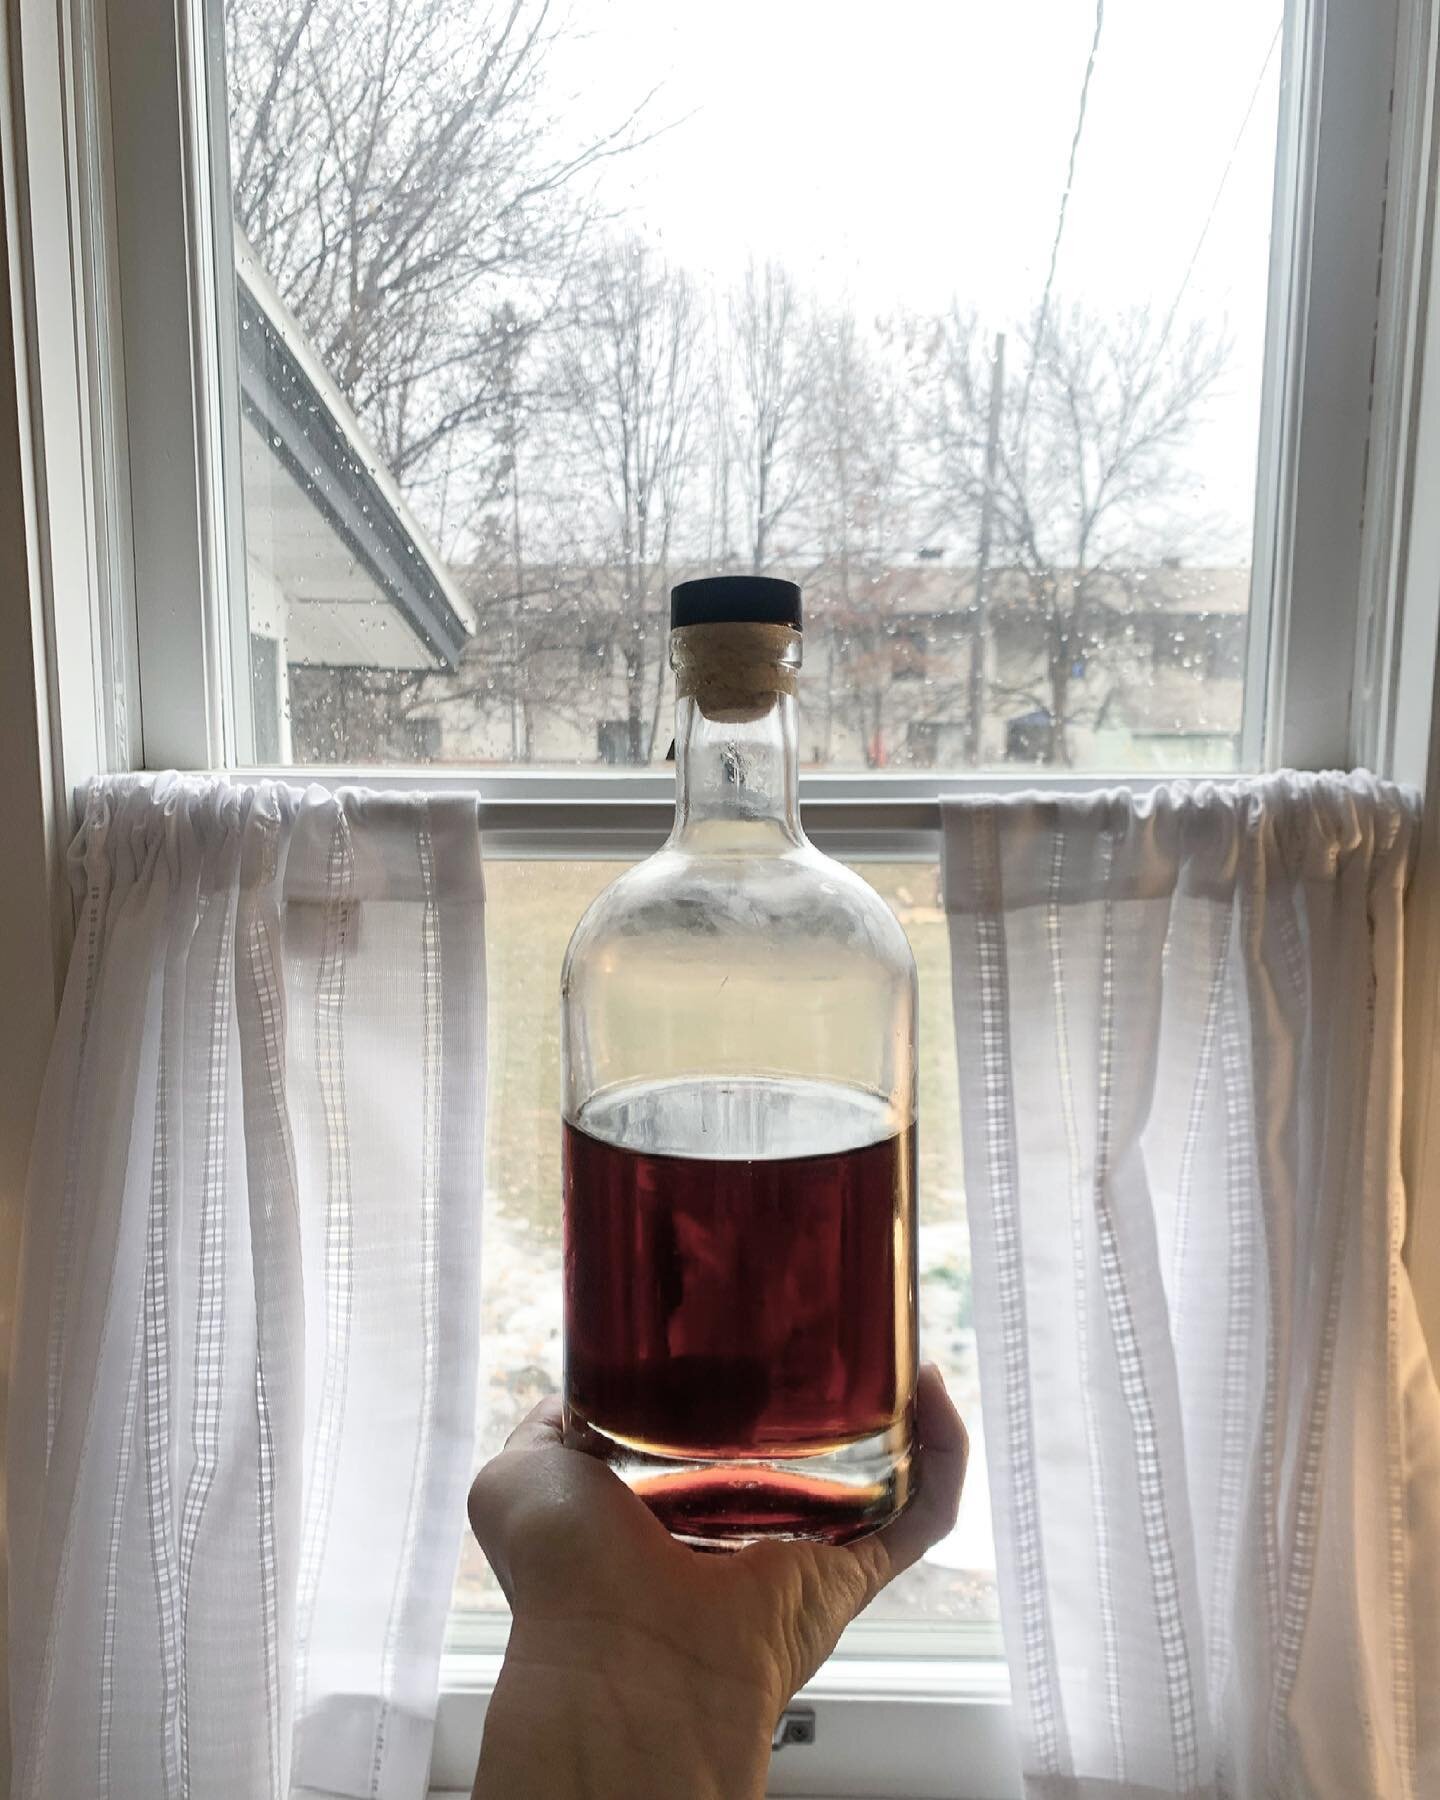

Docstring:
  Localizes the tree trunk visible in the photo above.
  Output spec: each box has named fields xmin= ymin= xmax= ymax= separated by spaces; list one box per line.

xmin=1047 ymin=629 xmax=1072 ymax=767
xmin=626 ymin=644 xmax=644 ymax=762
xmin=969 ymin=332 xmax=1005 ymax=765
xmin=753 ymin=442 xmax=769 ymax=571
xmin=509 ymin=441 xmax=524 ymax=763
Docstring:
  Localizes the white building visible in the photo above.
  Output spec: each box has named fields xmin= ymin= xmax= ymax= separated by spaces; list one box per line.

xmin=234 ymin=233 xmax=475 ymax=762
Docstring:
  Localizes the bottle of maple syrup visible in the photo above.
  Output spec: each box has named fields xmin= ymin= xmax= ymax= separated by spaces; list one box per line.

xmin=561 ymin=575 xmax=917 ymax=1547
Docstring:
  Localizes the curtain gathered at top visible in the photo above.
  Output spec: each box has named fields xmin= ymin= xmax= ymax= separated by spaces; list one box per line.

xmin=8 ymin=775 xmax=487 ymax=1800
xmin=943 ymin=771 xmax=1440 ymax=1800
xmin=12 ymin=766 xmax=1440 ymax=1800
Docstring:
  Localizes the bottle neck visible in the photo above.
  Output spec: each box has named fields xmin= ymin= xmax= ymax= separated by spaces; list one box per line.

xmin=671 ymin=690 xmax=803 ymax=847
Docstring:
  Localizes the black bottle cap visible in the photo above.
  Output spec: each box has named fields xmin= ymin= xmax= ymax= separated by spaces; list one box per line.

xmin=670 ymin=575 xmax=802 ymax=632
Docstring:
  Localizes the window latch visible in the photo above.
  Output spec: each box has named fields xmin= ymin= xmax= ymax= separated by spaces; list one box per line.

xmin=771 ymin=1705 xmax=817 ymax=1750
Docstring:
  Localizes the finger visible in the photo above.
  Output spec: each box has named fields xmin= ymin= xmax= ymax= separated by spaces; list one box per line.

xmin=848 ymin=1364 xmax=968 ymax=1596
xmin=915 ymin=1361 xmax=968 ymax=1461
xmin=468 ymin=1397 xmax=564 ymax=1561
xmin=503 ymin=1395 xmax=564 ymax=1452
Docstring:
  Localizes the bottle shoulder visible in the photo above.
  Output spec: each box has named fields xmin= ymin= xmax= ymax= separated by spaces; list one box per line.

xmin=562 ymin=837 xmax=916 ymax=980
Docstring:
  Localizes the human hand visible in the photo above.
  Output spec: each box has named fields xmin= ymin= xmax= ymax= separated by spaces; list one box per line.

xmin=467 ymin=1364 xmax=968 ymax=1800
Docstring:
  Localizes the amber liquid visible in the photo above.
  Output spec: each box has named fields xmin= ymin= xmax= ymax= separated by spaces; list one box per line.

xmin=563 ymin=1078 xmax=916 ymax=1545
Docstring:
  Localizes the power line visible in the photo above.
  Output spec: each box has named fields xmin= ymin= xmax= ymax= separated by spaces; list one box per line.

xmin=1157 ymin=22 xmax=1282 ymax=352
xmin=1017 ymin=0 xmax=1106 ymax=430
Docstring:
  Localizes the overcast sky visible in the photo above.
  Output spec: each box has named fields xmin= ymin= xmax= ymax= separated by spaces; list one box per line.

xmin=551 ymin=0 xmax=1286 ymax=558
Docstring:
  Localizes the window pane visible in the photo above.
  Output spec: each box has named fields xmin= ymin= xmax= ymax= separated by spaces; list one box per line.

xmin=453 ymin=860 xmax=998 ymax=1630
xmin=220 ymin=0 xmax=1284 ymax=772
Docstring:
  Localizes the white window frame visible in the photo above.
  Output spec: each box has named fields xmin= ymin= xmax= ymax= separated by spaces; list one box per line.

xmin=8 ymin=1 xmax=1440 ymax=1796
xmin=17 ymin=0 xmax=1440 ymax=803
xmin=427 ymin=1644 xmax=1019 ymax=1800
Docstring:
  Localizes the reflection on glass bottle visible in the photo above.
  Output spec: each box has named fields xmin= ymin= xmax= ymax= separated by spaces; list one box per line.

xmin=561 ymin=575 xmax=918 ymax=1548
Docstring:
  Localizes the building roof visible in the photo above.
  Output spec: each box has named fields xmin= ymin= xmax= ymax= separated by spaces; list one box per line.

xmin=458 ymin=559 xmax=1252 ymax=633
xmin=794 ymin=561 xmax=1252 ymax=619
xmin=235 ymin=233 xmax=475 ymax=670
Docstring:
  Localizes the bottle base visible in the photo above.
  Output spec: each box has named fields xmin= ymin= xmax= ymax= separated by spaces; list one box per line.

xmin=566 ymin=1412 xmax=915 ymax=1549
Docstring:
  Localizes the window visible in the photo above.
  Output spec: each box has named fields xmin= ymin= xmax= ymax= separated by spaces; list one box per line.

xmin=452 ymin=859 xmax=996 ymax=1634
xmin=212 ymin=0 xmax=1298 ymax=778
xmin=13 ymin=0 xmax=1438 ymax=1791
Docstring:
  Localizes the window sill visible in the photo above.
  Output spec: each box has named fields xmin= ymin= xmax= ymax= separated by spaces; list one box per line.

xmin=429 ymin=1649 xmax=1020 ymax=1800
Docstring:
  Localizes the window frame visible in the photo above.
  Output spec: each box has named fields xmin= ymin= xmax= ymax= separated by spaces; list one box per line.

xmin=9 ymin=0 xmax=1440 ymax=1795
xmin=14 ymin=0 xmax=1433 ymax=797
xmin=428 ymin=1643 xmax=1021 ymax=1800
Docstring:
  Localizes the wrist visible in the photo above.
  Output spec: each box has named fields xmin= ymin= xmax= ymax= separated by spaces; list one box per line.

xmin=476 ymin=1616 xmax=777 ymax=1800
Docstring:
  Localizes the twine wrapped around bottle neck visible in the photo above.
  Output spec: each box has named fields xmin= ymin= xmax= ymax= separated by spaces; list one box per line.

xmin=670 ymin=622 xmax=800 ymax=723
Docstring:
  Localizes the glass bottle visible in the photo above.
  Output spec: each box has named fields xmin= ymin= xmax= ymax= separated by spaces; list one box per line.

xmin=561 ymin=575 xmax=918 ymax=1548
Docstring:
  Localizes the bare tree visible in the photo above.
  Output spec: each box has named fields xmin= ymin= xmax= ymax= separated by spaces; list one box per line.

xmin=728 ymin=259 xmax=814 ymax=571
xmin=814 ymin=308 xmax=917 ymax=584
xmin=225 ymin=0 xmax=654 ymax=527
xmin=920 ymin=302 xmax=1228 ymax=763
xmin=391 ymin=297 xmax=565 ymax=762
xmin=557 ymin=236 xmax=701 ymax=761
xmin=380 ymin=238 xmax=702 ymax=769
xmin=702 ymin=312 xmax=737 ymax=568
xmin=807 ymin=305 xmax=914 ymax=762
xmin=454 ymin=301 xmax=543 ymax=758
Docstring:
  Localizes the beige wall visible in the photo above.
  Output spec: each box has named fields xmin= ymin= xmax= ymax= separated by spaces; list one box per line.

xmin=0 ymin=59 xmax=68 ymax=1791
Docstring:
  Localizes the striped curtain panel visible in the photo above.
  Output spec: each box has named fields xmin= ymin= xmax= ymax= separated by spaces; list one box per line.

xmin=9 ymin=775 xmax=486 ymax=1800
xmin=943 ymin=773 xmax=1440 ymax=1800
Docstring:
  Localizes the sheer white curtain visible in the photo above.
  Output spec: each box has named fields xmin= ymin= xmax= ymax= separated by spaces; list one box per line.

xmin=9 ymin=775 xmax=486 ymax=1800
xmin=944 ymin=772 xmax=1440 ymax=1800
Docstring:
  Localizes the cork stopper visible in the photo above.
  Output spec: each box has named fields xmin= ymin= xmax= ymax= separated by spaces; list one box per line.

xmin=671 ymin=622 xmax=801 ymax=723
